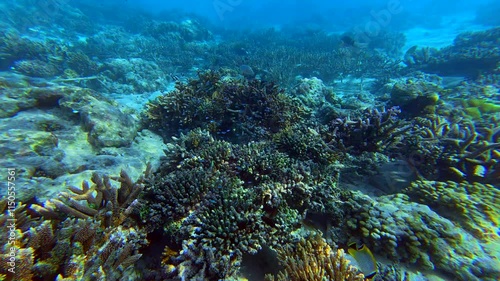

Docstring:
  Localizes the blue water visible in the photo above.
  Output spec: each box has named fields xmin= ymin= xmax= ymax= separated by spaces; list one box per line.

xmin=0 ymin=0 xmax=499 ymax=281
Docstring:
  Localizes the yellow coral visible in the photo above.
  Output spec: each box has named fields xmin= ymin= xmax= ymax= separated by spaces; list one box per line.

xmin=404 ymin=180 xmax=500 ymax=241
xmin=265 ymin=234 xmax=365 ymax=281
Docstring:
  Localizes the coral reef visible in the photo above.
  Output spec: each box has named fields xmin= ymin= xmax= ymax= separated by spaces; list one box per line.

xmin=404 ymin=27 xmax=500 ymax=77
xmin=141 ymin=129 xmax=344 ymax=279
xmin=145 ymin=70 xmax=307 ymax=141
xmin=0 ymin=171 xmax=148 ymax=281
xmin=341 ymin=192 xmax=500 ymax=281
xmin=0 ymin=2 xmax=498 ymax=281
xmin=403 ymin=180 xmax=500 ymax=240
xmin=404 ymin=115 xmax=500 ymax=184
xmin=265 ymin=234 xmax=365 ymax=281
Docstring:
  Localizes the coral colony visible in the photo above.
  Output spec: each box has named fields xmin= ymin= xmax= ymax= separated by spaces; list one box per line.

xmin=0 ymin=1 xmax=499 ymax=281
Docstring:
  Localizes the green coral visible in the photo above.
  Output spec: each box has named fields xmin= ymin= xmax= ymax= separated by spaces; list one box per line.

xmin=462 ymin=98 xmax=500 ymax=119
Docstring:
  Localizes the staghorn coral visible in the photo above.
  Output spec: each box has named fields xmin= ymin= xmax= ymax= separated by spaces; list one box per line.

xmin=0 ymin=200 xmax=38 ymax=281
xmin=14 ymin=59 xmax=59 ymax=78
xmin=65 ymin=51 xmax=98 ymax=77
xmin=0 ymin=169 xmax=148 ymax=281
xmin=406 ymin=115 xmax=500 ymax=184
xmin=210 ymin=28 xmax=400 ymax=86
xmin=15 ymin=218 xmax=146 ymax=281
xmin=265 ymin=234 xmax=365 ymax=281
xmin=341 ymin=192 xmax=500 ymax=281
xmin=273 ymin=123 xmax=341 ymax=165
xmin=30 ymin=169 xmax=145 ymax=228
xmin=403 ymin=180 xmax=500 ymax=241
xmin=166 ymin=180 xmax=272 ymax=280
xmin=0 ymin=28 xmax=50 ymax=69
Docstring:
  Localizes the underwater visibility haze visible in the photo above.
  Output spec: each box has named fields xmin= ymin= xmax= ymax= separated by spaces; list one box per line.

xmin=0 ymin=0 xmax=499 ymax=280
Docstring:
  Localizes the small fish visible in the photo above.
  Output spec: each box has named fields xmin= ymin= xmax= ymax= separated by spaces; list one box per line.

xmin=348 ymin=242 xmax=378 ymax=279
xmin=169 ymin=74 xmax=180 ymax=81
xmin=340 ymin=35 xmax=356 ymax=47
xmin=239 ymin=65 xmax=255 ymax=78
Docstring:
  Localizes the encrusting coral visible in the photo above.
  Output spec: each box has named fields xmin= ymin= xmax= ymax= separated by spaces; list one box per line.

xmin=140 ymin=128 xmax=346 ymax=280
xmin=403 ymin=180 xmax=500 ymax=241
xmin=341 ymin=192 xmax=500 ymax=281
xmin=265 ymin=233 xmax=365 ymax=281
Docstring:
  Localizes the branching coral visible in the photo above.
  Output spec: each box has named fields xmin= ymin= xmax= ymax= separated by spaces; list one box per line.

xmin=324 ymin=106 xmax=411 ymax=155
xmin=141 ymin=129 xmax=346 ymax=279
xmin=14 ymin=59 xmax=59 ymax=77
xmin=16 ymin=219 xmax=147 ymax=280
xmin=65 ymin=51 xmax=98 ymax=76
xmin=31 ymin=169 xmax=145 ymax=227
xmin=0 ymin=170 xmax=148 ymax=281
xmin=265 ymin=234 xmax=365 ymax=281
xmin=166 ymin=182 xmax=271 ymax=280
xmin=407 ymin=115 xmax=500 ymax=184
xmin=273 ymin=123 xmax=341 ymax=165
xmin=144 ymin=70 xmax=308 ymax=141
